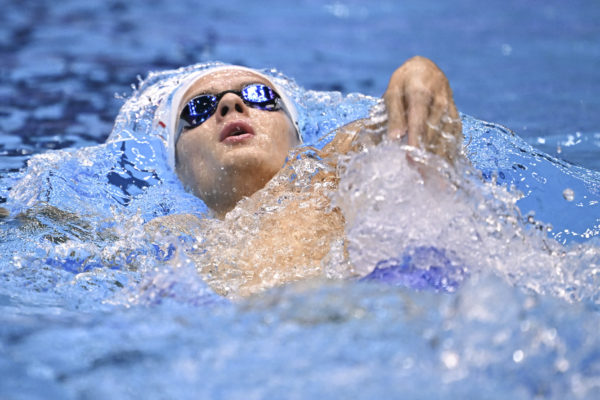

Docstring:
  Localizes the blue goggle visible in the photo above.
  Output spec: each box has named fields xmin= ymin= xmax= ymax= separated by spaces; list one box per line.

xmin=179 ymin=83 xmax=284 ymax=130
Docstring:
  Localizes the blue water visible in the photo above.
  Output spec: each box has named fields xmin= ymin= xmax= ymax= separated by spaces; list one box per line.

xmin=1 ymin=1 xmax=600 ymax=399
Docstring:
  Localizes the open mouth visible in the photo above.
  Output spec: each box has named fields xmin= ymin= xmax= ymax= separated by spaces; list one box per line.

xmin=219 ymin=121 xmax=255 ymax=143
xmin=230 ymin=128 xmax=246 ymax=136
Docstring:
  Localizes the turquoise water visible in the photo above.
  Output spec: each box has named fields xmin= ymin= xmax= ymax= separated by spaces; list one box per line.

xmin=1 ymin=1 xmax=600 ymax=399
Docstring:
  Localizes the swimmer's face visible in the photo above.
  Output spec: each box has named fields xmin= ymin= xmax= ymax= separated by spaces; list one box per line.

xmin=175 ymin=69 xmax=299 ymax=214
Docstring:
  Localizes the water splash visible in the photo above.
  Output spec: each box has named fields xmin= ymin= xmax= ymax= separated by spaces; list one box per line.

xmin=2 ymin=62 xmax=600 ymax=400
xmin=333 ymin=134 xmax=600 ymax=305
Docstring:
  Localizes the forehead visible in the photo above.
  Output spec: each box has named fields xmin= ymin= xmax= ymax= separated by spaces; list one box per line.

xmin=182 ymin=69 xmax=274 ymax=101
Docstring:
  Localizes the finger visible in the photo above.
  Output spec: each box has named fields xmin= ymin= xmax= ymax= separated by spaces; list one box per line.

xmin=437 ymin=97 xmax=462 ymax=144
xmin=432 ymin=111 xmax=463 ymax=162
xmin=424 ymin=95 xmax=447 ymax=149
xmin=443 ymin=113 xmax=464 ymax=160
xmin=435 ymin=119 xmax=455 ymax=161
xmin=383 ymin=87 xmax=408 ymax=141
xmin=421 ymin=81 xmax=462 ymax=158
xmin=407 ymin=90 xmax=432 ymax=147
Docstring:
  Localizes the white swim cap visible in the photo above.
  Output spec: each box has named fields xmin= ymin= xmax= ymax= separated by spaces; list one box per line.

xmin=153 ymin=65 xmax=300 ymax=171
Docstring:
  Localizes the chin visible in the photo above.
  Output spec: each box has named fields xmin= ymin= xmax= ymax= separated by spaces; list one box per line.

xmin=222 ymin=145 xmax=283 ymax=172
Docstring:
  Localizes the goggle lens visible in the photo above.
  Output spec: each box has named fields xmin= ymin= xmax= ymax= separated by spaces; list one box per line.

xmin=241 ymin=84 xmax=279 ymax=110
xmin=180 ymin=83 xmax=282 ymax=129
xmin=184 ymin=94 xmax=218 ymax=127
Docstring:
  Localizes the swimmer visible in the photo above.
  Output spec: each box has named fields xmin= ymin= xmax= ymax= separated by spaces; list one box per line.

xmin=148 ymin=56 xmax=463 ymax=297
xmin=156 ymin=56 xmax=461 ymax=216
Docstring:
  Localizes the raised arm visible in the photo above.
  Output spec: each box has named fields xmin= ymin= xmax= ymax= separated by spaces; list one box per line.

xmin=325 ymin=56 xmax=462 ymax=162
xmin=384 ymin=56 xmax=462 ymax=160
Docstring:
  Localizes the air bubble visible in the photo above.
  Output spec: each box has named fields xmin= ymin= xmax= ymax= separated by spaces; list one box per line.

xmin=441 ymin=350 xmax=460 ymax=369
xmin=513 ymin=350 xmax=524 ymax=363
xmin=563 ymin=188 xmax=574 ymax=201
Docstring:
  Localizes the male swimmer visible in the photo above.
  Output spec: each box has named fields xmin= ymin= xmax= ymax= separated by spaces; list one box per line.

xmin=148 ymin=56 xmax=463 ymax=296
xmin=0 ymin=57 xmax=460 ymax=225
xmin=156 ymin=56 xmax=460 ymax=216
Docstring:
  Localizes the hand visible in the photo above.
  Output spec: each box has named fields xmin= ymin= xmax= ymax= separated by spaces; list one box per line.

xmin=383 ymin=56 xmax=462 ymax=161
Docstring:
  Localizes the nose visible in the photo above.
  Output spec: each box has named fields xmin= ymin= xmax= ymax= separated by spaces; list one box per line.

xmin=215 ymin=93 xmax=248 ymax=121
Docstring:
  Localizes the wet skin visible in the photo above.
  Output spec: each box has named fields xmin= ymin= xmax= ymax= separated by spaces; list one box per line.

xmin=0 ymin=57 xmax=461 ymax=221
xmin=175 ymin=70 xmax=300 ymax=217
xmin=175 ymin=56 xmax=461 ymax=218
xmin=151 ymin=56 xmax=464 ymax=296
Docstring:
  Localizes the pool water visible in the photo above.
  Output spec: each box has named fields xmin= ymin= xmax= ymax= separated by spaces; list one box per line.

xmin=1 ymin=1 xmax=600 ymax=399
